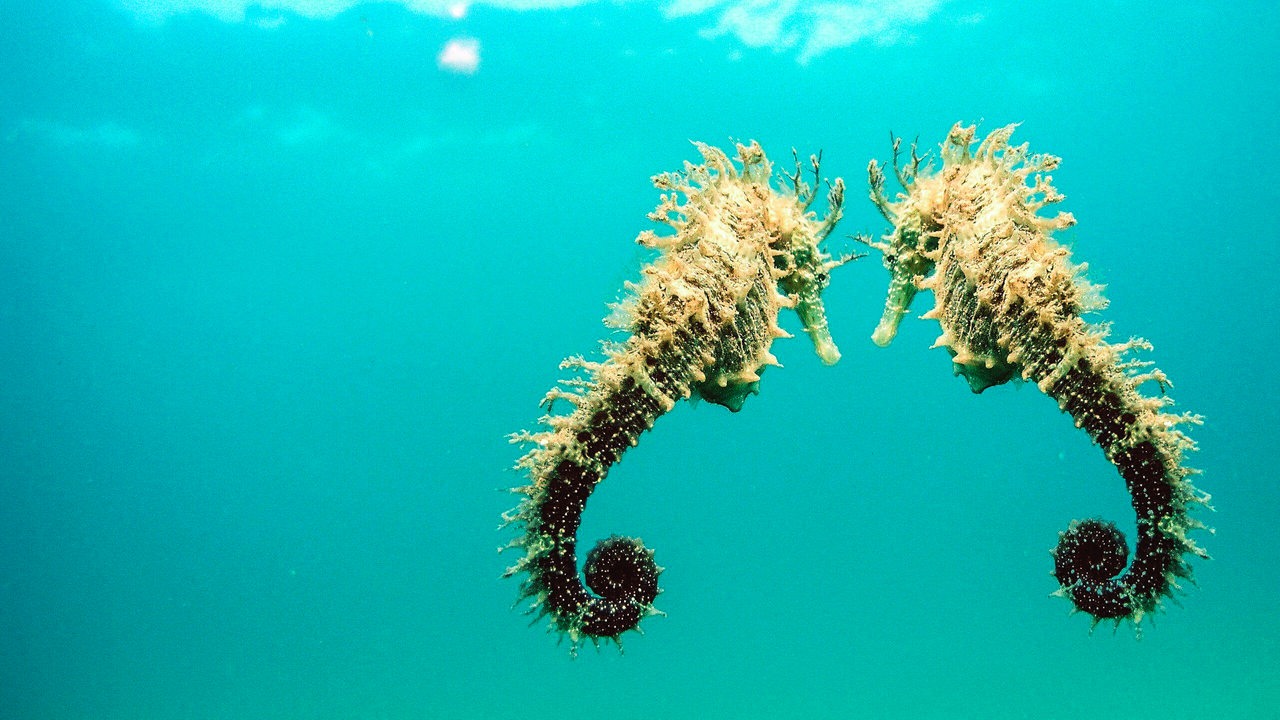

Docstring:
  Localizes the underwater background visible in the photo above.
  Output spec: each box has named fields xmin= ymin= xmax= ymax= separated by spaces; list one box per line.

xmin=2 ymin=1 xmax=1278 ymax=718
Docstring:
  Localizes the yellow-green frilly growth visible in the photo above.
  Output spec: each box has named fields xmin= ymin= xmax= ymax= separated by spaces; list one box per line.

xmin=504 ymin=142 xmax=849 ymax=650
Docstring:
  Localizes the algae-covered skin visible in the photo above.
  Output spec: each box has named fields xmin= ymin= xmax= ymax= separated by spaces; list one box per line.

xmin=865 ymin=123 xmax=1209 ymax=628
xmin=504 ymin=142 xmax=849 ymax=650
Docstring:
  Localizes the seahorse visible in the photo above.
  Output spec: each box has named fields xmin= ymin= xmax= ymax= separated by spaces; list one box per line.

xmin=864 ymin=123 xmax=1209 ymax=628
xmin=503 ymin=142 xmax=849 ymax=649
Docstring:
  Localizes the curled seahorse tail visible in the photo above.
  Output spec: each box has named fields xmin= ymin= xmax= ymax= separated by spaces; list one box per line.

xmin=1052 ymin=518 xmax=1131 ymax=619
xmin=581 ymin=536 xmax=661 ymax=635
xmin=1042 ymin=355 xmax=1203 ymax=625
xmin=508 ymin=375 xmax=671 ymax=645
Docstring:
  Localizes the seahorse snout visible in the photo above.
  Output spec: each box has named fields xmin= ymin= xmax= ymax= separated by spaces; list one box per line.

xmin=871 ymin=270 xmax=920 ymax=347
xmin=794 ymin=294 xmax=841 ymax=365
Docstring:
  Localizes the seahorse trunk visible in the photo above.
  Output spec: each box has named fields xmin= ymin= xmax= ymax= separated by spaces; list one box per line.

xmin=865 ymin=123 xmax=1207 ymax=629
xmin=506 ymin=142 xmax=848 ymax=649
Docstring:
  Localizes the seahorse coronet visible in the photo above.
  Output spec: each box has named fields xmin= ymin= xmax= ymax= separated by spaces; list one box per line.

xmin=866 ymin=122 xmax=1208 ymax=628
xmin=505 ymin=141 xmax=848 ymax=650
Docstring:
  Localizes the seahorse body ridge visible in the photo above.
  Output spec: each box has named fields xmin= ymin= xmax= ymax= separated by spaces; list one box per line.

xmin=505 ymin=142 xmax=848 ymax=649
xmin=865 ymin=123 xmax=1209 ymax=628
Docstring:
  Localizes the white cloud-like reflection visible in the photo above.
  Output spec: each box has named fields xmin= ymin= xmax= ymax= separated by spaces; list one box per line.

xmin=116 ymin=0 xmax=948 ymax=62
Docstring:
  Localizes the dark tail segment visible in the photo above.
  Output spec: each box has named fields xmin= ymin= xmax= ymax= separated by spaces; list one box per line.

xmin=1052 ymin=519 xmax=1131 ymax=618
xmin=508 ymin=373 xmax=672 ymax=646
xmin=581 ymin=536 xmax=661 ymax=636
xmin=1045 ymin=360 xmax=1198 ymax=624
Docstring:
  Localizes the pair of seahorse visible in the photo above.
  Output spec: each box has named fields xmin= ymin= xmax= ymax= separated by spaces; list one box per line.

xmin=501 ymin=125 xmax=1208 ymax=650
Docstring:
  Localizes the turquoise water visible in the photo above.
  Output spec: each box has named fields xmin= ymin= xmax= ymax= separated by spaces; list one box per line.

xmin=3 ymin=1 xmax=1278 ymax=718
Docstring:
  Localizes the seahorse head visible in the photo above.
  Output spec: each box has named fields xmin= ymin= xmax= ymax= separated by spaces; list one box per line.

xmin=866 ymin=123 xmax=1076 ymax=348
xmin=762 ymin=174 xmax=849 ymax=366
xmin=867 ymin=195 xmax=941 ymax=348
xmin=642 ymin=141 xmax=849 ymax=367
xmin=772 ymin=216 xmax=847 ymax=365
